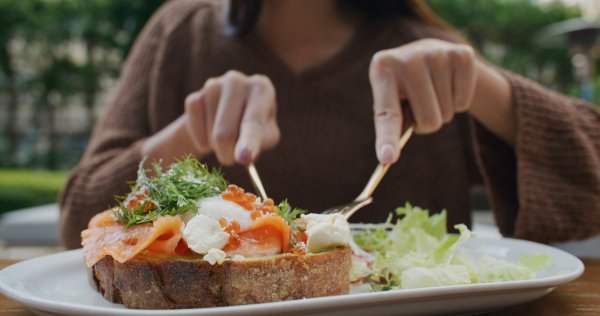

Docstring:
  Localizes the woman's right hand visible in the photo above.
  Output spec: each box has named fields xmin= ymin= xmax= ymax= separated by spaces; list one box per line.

xmin=142 ymin=70 xmax=280 ymax=166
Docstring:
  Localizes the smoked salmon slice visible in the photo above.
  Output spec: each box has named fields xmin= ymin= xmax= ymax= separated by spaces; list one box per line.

xmin=223 ymin=226 xmax=283 ymax=257
xmin=251 ymin=215 xmax=291 ymax=252
xmin=81 ymin=210 xmax=184 ymax=267
xmin=223 ymin=214 xmax=291 ymax=256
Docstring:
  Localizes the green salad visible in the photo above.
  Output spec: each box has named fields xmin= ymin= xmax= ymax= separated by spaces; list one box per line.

xmin=352 ymin=203 xmax=550 ymax=291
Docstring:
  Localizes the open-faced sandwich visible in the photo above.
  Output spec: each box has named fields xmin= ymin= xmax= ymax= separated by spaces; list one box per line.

xmin=81 ymin=157 xmax=352 ymax=309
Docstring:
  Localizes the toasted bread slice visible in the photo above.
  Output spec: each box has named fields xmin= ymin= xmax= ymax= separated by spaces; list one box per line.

xmin=91 ymin=246 xmax=351 ymax=309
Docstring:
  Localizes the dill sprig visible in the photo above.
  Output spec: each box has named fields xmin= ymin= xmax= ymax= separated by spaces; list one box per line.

xmin=277 ymin=199 xmax=305 ymax=243
xmin=114 ymin=156 xmax=228 ymax=228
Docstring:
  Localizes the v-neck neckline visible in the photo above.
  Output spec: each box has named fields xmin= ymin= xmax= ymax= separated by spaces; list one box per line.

xmin=240 ymin=18 xmax=380 ymax=83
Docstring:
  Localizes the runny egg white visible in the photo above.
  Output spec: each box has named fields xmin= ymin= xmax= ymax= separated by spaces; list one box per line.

xmin=196 ymin=196 xmax=254 ymax=231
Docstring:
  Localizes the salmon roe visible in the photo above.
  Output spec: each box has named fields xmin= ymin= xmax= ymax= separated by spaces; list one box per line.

xmin=221 ymin=185 xmax=256 ymax=210
xmin=221 ymin=184 xmax=278 ymax=217
xmin=219 ymin=217 xmax=241 ymax=250
xmin=125 ymin=187 xmax=156 ymax=213
xmin=257 ymin=198 xmax=277 ymax=215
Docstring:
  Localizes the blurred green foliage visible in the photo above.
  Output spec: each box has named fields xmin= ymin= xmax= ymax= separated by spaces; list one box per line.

xmin=0 ymin=0 xmax=164 ymax=170
xmin=0 ymin=169 xmax=67 ymax=213
xmin=428 ymin=0 xmax=597 ymax=100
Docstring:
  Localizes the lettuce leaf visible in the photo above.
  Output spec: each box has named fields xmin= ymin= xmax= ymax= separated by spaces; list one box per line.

xmin=353 ymin=203 xmax=550 ymax=291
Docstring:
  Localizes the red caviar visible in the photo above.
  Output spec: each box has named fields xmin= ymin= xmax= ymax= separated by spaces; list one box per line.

xmin=219 ymin=218 xmax=242 ymax=250
xmin=222 ymin=184 xmax=278 ymax=217
xmin=222 ymin=185 xmax=256 ymax=210
xmin=257 ymin=198 xmax=277 ymax=215
xmin=125 ymin=187 xmax=156 ymax=213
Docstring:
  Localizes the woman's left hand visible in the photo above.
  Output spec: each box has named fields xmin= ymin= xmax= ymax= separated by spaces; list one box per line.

xmin=369 ymin=38 xmax=479 ymax=163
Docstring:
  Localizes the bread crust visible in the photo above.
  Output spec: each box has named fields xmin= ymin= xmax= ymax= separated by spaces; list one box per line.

xmin=92 ymin=247 xmax=351 ymax=309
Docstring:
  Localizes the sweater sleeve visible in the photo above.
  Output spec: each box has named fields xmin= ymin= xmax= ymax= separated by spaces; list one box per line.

xmin=472 ymin=70 xmax=600 ymax=243
xmin=58 ymin=1 xmax=203 ymax=249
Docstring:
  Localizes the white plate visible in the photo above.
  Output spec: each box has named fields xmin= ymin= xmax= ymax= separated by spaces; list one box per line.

xmin=0 ymin=237 xmax=584 ymax=316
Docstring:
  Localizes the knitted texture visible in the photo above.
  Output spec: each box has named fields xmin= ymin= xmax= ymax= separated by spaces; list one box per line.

xmin=476 ymin=71 xmax=600 ymax=242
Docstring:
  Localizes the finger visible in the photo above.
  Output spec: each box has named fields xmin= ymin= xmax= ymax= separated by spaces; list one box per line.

xmin=201 ymin=78 xmax=220 ymax=144
xmin=235 ymin=75 xmax=279 ymax=164
xmin=451 ymin=46 xmax=477 ymax=112
xmin=370 ymin=52 xmax=403 ymax=164
xmin=427 ymin=51 xmax=454 ymax=123
xmin=395 ymin=56 xmax=443 ymax=134
xmin=184 ymin=83 xmax=218 ymax=154
xmin=184 ymin=91 xmax=208 ymax=153
xmin=211 ymin=71 xmax=248 ymax=165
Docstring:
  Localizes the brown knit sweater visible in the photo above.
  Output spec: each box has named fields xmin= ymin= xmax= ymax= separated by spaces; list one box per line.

xmin=59 ymin=0 xmax=600 ymax=249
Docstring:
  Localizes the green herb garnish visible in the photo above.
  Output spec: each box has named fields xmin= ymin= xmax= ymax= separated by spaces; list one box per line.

xmin=277 ymin=199 xmax=305 ymax=243
xmin=114 ymin=156 xmax=228 ymax=228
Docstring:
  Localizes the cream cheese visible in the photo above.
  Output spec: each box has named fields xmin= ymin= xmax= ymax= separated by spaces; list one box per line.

xmin=182 ymin=214 xmax=229 ymax=254
xmin=301 ymin=213 xmax=350 ymax=253
xmin=203 ymin=248 xmax=227 ymax=265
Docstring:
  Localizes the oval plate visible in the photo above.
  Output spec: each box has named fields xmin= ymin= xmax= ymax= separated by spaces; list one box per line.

xmin=0 ymin=237 xmax=584 ymax=316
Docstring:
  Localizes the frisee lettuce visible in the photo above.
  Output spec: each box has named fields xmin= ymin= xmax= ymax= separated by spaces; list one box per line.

xmin=353 ymin=203 xmax=550 ymax=291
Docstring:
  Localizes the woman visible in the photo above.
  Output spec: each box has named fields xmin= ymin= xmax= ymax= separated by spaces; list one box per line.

xmin=59 ymin=0 xmax=600 ymax=249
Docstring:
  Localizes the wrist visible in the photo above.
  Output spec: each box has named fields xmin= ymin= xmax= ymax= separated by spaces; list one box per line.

xmin=141 ymin=115 xmax=207 ymax=169
xmin=468 ymin=60 xmax=516 ymax=145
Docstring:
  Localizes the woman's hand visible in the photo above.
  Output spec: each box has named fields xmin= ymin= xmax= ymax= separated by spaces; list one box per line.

xmin=185 ymin=70 xmax=280 ymax=165
xmin=142 ymin=70 xmax=280 ymax=166
xmin=369 ymin=38 xmax=514 ymax=164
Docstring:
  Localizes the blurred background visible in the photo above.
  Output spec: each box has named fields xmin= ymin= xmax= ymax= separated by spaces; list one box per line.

xmin=0 ymin=0 xmax=599 ymax=255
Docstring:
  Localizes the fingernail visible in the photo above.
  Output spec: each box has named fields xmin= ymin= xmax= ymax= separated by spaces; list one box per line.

xmin=379 ymin=144 xmax=395 ymax=164
xmin=237 ymin=147 xmax=252 ymax=164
